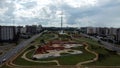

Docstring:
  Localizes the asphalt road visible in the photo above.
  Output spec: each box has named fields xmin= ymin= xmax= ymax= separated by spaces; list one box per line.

xmin=0 ymin=32 xmax=44 ymax=65
xmin=81 ymin=33 xmax=120 ymax=53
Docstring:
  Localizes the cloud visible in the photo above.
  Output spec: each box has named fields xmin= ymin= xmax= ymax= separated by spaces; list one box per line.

xmin=0 ymin=0 xmax=120 ymax=27
xmin=0 ymin=8 xmax=8 ymax=15
xmin=60 ymin=0 xmax=120 ymax=27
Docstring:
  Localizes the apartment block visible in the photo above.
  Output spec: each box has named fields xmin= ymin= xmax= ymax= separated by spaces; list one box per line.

xmin=116 ymin=28 xmax=120 ymax=43
xmin=81 ymin=27 xmax=97 ymax=35
xmin=0 ymin=26 xmax=16 ymax=42
xmin=26 ymin=25 xmax=37 ymax=34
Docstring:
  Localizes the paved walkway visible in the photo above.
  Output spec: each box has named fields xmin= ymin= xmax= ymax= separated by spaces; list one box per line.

xmin=70 ymin=34 xmax=99 ymax=68
xmin=21 ymin=49 xmax=60 ymax=66
xmin=75 ymin=43 xmax=98 ymax=68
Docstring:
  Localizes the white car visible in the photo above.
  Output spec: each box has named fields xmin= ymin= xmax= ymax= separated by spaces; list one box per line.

xmin=2 ymin=58 xmax=6 ymax=62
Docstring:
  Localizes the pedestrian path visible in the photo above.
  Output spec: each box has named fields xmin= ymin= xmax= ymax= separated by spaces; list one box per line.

xmin=76 ymin=42 xmax=98 ymax=68
xmin=21 ymin=49 xmax=60 ymax=66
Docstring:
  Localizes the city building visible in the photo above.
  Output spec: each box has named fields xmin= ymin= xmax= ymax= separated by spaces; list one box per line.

xmin=18 ymin=25 xmax=43 ymax=39
xmin=0 ymin=26 xmax=16 ymax=42
xmin=26 ymin=25 xmax=37 ymax=34
xmin=108 ymin=28 xmax=117 ymax=41
xmin=81 ymin=27 xmax=120 ymax=44
xmin=37 ymin=25 xmax=43 ymax=33
xmin=96 ymin=27 xmax=109 ymax=37
xmin=109 ymin=28 xmax=117 ymax=35
xmin=20 ymin=27 xmax=27 ymax=34
xmin=81 ymin=27 xmax=97 ymax=35
xmin=16 ymin=26 xmax=23 ymax=34
xmin=116 ymin=28 xmax=120 ymax=44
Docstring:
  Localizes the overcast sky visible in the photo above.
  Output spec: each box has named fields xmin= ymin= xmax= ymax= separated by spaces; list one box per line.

xmin=0 ymin=0 xmax=120 ymax=27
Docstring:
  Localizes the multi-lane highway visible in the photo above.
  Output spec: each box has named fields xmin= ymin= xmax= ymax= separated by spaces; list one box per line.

xmin=81 ymin=33 xmax=120 ymax=53
xmin=0 ymin=32 xmax=44 ymax=65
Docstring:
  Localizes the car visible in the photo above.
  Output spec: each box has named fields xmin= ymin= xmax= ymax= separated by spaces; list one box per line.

xmin=14 ymin=51 xmax=17 ymax=53
xmin=2 ymin=58 xmax=6 ymax=62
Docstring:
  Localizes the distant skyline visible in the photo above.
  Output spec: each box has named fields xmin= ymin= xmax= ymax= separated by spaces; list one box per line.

xmin=0 ymin=0 xmax=120 ymax=27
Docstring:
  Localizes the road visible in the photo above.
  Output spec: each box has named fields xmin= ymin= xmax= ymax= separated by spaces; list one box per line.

xmin=81 ymin=33 xmax=120 ymax=53
xmin=0 ymin=32 xmax=44 ymax=65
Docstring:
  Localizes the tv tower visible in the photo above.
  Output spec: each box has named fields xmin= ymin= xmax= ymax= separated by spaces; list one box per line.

xmin=60 ymin=11 xmax=64 ymax=34
xmin=57 ymin=0 xmax=65 ymax=34
xmin=61 ymin=11 xmax=63 ymax=29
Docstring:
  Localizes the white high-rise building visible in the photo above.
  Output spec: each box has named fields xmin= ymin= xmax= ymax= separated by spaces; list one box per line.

xmin=0 ymin=26 xmax=16 ymax=42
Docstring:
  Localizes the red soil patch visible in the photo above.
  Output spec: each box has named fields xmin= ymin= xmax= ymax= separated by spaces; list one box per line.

xmin=35 ymin=40 xmax=80 ymax=54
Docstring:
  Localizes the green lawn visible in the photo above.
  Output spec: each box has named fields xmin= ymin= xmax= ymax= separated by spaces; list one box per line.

xmin=26 ymin=49 xmax=35 ymax=59
xmin=2 ymin=65 xmax=11 ymax=68
xmin=34 ymin=32 xmax=57 ymax=43
xmin=38 ymin=51 xmax=95 ymax=65
xmin=13 ymin=50 xmax=57 ymax=66
xmin=25 ymin=45 xmax=95 ymax=65
xmin=59 ymin=34 xmax=71 ymax=41
xmin=36 ymin=46 xmax=95 ymax=65
xmin=75 ymin=37 xmax=109 ymax=54
xmin=76 ymin=36 xmax=120 ymax=66
xmin=60 ymin=53 xmax=69 ymax=55
xmin=86 ymin=55 xmax=120 ymax=66
xmin=13 ymin=57 xmax=57 ymax=66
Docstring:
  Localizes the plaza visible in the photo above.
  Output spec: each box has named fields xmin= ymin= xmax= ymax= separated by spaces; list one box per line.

xmin=33 ymin=40 xmax=83 ymax=59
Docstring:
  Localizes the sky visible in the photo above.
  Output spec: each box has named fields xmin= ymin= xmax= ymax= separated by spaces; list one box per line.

xmin=0 ymin=0 xmax=120 ymax=27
